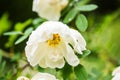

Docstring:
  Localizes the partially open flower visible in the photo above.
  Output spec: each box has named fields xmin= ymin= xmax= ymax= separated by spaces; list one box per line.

xmin=112 ymin=66 xmax=120 ymax=80
xmin=32 ymin=0 xmax=68 ymax=20
xmin=17 ymin=72 xmax=57 ymax=80
xmin=25 ymin=21 xmax=86 ymax=68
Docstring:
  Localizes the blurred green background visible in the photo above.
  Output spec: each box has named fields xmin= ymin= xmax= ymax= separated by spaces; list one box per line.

xmin=0 ymin=0 xmax=120 ymax=80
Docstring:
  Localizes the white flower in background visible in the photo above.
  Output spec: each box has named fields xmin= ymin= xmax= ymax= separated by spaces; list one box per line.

xmin=31 ymin=72 xmax=57 ymax=80
xmin=17 ymin=72 xmax=57 ymax=80
xmin=17 ymin=76 xmax=29 ymax=80
xmin=112 ymin=66 xmax=120 ymax=80
xmin=32 ymin=0 xmax=68 ymax=21
xmin=25 ymin=21 xmax=86 ymax=68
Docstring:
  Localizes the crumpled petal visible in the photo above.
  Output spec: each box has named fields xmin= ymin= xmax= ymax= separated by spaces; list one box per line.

xmin=26 ymin=30 xmax=48 ymax=45
xmin=36 ymin=21 xmax=70 ymax=35
xmin=25 ymin=42 xmax=48 ymax=66
xmin=64 ymin=44 xmax=80 ymax=66
xmin=31 ymin=72 xmax=57 ymax=80
xmin=70 ymin=29 xmax=86 ymax=54
xmin=17 ymin=72 xmax=57 ymax=80
xmin=45 ymin=47 xmax=65 ymax=68
xmin=46 ymin=57 xmax=65 ymax=69
xmin=39 ymin=57 xmax=48 ymax=68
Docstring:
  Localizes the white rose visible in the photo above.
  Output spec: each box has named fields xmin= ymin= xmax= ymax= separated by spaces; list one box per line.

xmin=112 ymin=66 xmax=120 ymax=80
xmin=17 ymin=72 xmax=57 ymax=80
xmin=32 ymin=0 xmax=68 ymax=21
xmin=25 ymin=21 xmax=86 ymax=68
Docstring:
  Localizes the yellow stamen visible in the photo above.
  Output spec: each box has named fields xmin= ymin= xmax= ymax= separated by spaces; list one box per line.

xmin=47 ymin=33 xmax=61 ymax=46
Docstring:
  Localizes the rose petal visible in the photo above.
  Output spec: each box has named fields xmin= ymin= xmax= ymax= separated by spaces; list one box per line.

xmin=45 ymin=47 xmax=65 ymax=68
xmin=64 ymin=44 xmax=80 ymax=66
xmin=39 ymin=58 xmax=47 ymax=68
xmin=25 ymin=42 xmax=48 ymax=66
xmin=31 ymin=72 xmax=57 ymax=80
xmin=70 ymin=29 xmax=86 ymax=53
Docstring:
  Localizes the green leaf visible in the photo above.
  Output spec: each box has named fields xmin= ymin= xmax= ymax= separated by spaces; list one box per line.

xmin=15 ymin=19 xmax=32 ymax=31
xmin=24 ymin=27 xmax=33 ymax=36
xmin=33 ymin=18 xmax=46 ymax=28
xmin=11 ymin=53 xmax=21 ymax=61
xmin=75 ymin=14 xmax=88 ymax=32
xmin=76 ymin=50 xmax=91 ymax=58
xmin=82 ymin=50 xmax=91 ymax=57
xmin=3 ymin=31 xmax=23 ymax=35
xmin=0 ymin=13 xmax=12 ymax=35
xmin=76 ymin=4 xmax=98 ymax=11
xmin=76 ymin=0 xmax=89 ymax=6
xmin=63 ymin=8 xmax=78 ymax=23
xmin=0 ymin=55 xmax=2 ymax=63
xmin=74 ymin=64 xmax=88 ymax=80
xmin=5 ymin=19 xmax=32 ymax=47
xmin=38 ymin=66 xmax=44 ymax=72
xmin=0 ymin=61 xmax=6 ymax=73
xmin=62 ymin=63 xmax=73 ymax=80
xmin=33 ymin=18 xmax=45 ymax=25
xmin=44 ymin=68 xmax=56 ymax=76
xmin=15 ymin=35 xmax=27 ymax=45
xmin=15 ymin=27 xmax=33 ymax=45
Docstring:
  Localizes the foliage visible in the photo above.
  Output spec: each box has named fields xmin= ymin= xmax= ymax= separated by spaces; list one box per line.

xmin=4 ymin=19 xmax=32 ymax=47
xmin=0 ymin=0 xmax=120 ymax=80
xmin=0 ymin=13 xmax=12 ymax=36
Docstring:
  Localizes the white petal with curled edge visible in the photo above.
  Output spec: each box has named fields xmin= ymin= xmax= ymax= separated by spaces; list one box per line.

xmin=70 ymin=29 xmax=86 ymax=53
xmin=64 ymin=44 xmax=80 ymax=66
xmin=46 ymin=57 xmax=65 ymax=69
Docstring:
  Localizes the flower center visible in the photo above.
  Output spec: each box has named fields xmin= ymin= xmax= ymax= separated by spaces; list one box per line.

xmin=47 ymin=33 xmax=61 ymax=46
